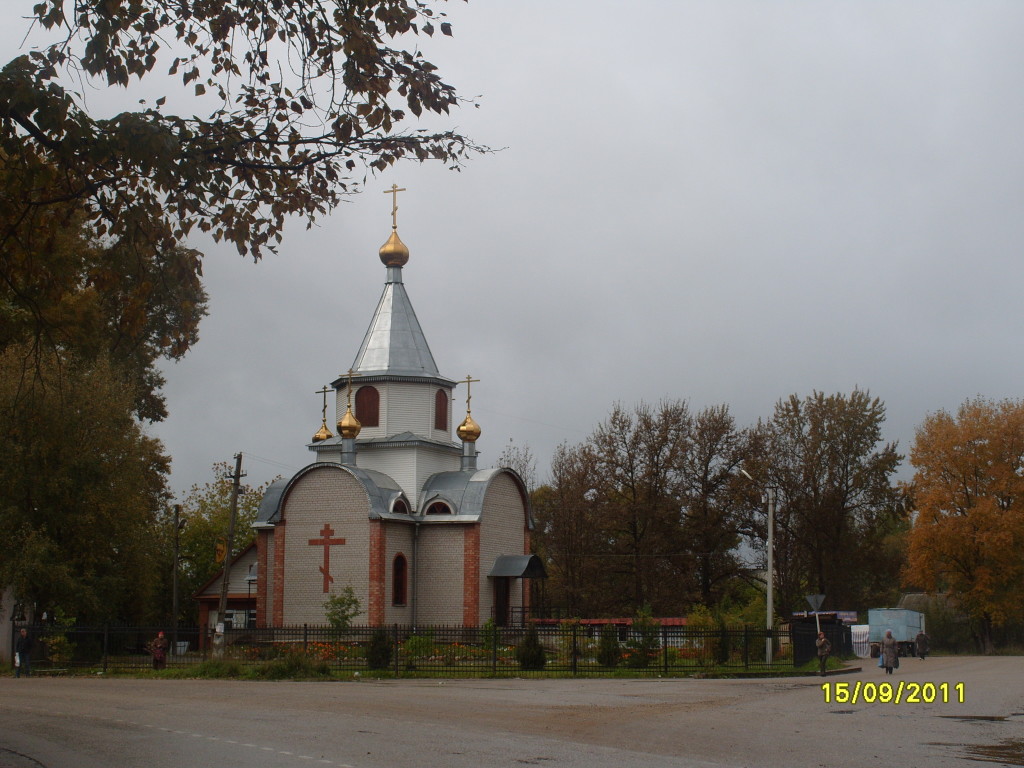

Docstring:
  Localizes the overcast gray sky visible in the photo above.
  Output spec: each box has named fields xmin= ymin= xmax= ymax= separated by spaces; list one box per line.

xmin=6 ymin=2 xmax=1024 ymax=498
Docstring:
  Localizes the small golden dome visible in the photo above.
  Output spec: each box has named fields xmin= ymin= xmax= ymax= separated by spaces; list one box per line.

xmin=379 ymin=229 xmax=409 ymax=267
xmin=337 ymin=405 xmax=362 ymax=439
xmin=312 ymin=422 xmax=333 ymax=443
xmin=457 ymin=413 xmax=481 ymax=442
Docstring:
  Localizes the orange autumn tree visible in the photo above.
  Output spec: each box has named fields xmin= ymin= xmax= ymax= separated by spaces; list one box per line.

xmin=905 ymin=397 xmax=1024 ymax=653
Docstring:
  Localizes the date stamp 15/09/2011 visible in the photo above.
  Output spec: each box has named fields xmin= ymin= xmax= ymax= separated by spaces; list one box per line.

xmin=822 ymin=681 xmax=965 ymax=705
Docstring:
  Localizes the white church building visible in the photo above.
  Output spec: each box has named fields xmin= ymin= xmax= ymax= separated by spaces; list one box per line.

xmin=245 ymin=194 xmax=541 ymax=629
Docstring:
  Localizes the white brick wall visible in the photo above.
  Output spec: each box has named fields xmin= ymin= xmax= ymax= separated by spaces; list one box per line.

xmin=478 ymin=472 xmax=530 ymax=619
xmin=279 ymin=467 xmax=373 ymax=625
xmin=415 ymin=524 xmax=467 ymax=625
xmin=382 ymin=522 xmax=415 ymax=625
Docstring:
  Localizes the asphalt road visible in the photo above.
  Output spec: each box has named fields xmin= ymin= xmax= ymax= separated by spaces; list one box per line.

xmin=0 ymin=656 xmax=1021 ymax=768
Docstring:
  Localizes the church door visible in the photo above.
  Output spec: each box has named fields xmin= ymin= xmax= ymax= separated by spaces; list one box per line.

xmin=493 ymin=577 xmax=511 ymax=627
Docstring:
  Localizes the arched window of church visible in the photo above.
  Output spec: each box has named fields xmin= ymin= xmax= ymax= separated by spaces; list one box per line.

xmin=434 ymin=389 xmax=448 ymax=431
xmin=392 ymin=554 xmax=408 ymax=606
xmin=426 ymin=502 xmax=451 ymax=515
xmin=355 ymin=385 xmax=379 ymax=427
xmin=392 ymin=498 xmax=410 ymax=515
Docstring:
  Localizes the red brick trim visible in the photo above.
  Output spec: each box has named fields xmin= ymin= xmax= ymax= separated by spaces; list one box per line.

xmin=256 ymin=530 xmax=270 ymax=627
xmin=272 ymin=521 xmax=286 ymax=626
xmin=368 ymin=520 xmax=385 ymax=625
xmin=463 ymin=524 xmax=480 ymax=626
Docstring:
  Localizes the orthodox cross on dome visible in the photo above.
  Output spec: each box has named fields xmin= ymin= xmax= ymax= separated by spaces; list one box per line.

xmin=308 ymin=523 xmax=346 ymax=593
xmin=317 ymin=385 xmax=331 ymax=416
xmin=383 ymin=184 xmax=406 ymax=229
xmin=311 ymin=385 xmax=334 ymax=442
xmin=338 ymin=368 xmax=362 ymax=408
xmin=459 ymin=374 xmax=480 ymax=413
xmin=316 ymin=385 xmax=332 ymax=423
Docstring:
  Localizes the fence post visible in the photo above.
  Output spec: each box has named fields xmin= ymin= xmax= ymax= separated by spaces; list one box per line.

xmin=303 ymin=623 xmax=308 ymax=653
xmin=743 ymin=626 xmax=749 ymax=669
xmin=662 ymin=625 xmax=669 ymax=675
xmin=570 ymin=623 xmax=578 ymax=676
xmin=491 ymin=625 xmax=498 ymax=675
xmin=393 ymin=624 xmax=400 ymax=677
xmin=103 ymin=625 xmax=109 ymax=674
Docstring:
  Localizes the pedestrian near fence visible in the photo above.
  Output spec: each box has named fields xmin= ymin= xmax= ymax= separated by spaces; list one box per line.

xmin=14 ymin=628 xmax=33 ymax=678
xmin=815 ymin=631 xmax=832 ymax=677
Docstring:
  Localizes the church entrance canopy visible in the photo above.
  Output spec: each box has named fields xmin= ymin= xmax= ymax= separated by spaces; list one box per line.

xmin=488 ymin=555 xmax=547 ymax=579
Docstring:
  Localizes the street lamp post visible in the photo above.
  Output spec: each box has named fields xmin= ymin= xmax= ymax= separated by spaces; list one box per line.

xmin=764 ymin=487 xmax=776 ymax=665
xmin=172 ymin=504 xmax=185 ymax=650
xmin=741 ymin=470 xmax=775 ymax=665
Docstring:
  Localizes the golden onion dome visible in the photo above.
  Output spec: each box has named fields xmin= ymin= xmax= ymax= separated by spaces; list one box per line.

xmin=337 ymin=405 xmax=362 ymax=439
xmin=311 ymin=422 xmax=333 ymax=443
xmin=379 ymin=229 xmax=410 ymax=267
xmin=457 ymin=413 xmax=481 ymax=443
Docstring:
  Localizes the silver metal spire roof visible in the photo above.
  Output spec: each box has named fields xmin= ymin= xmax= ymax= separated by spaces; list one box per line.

xmin=350 ymin=265 xmax=441 ymax=378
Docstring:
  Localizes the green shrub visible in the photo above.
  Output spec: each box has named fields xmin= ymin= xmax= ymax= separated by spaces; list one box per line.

xmin=366 ymin=628 xmax=393 ymax=670
xmin=253 ymin=654 xmax=330 ymax=680
xmin=482 ymin=619 xmax=500 ymax=653
xmin=324 ymin=586 xmax=362 ymax=630
xmin=516 ymin=623 xmax=546 ymax=671
xmin=402 ymin=633 xmax=436 ymax=658
xmin=557 ymin=619 xmax=592 ymax=664
xmin=716 ymin=618 xmax=731 ymax=665
xmin=686 ymin=605 xmax=718 ymax=666
xmin=625 ymin=607 xmax=661 ymax=668
xmin=596 ymin=624 xmax=621 ymax=668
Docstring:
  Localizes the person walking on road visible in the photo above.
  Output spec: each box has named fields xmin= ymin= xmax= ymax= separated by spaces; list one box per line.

xmin=881 ymin=630 xmax=899 ymax=675
xmin=915 ymin=630 xmax=929 ymax=660
xmin=14 ymin=628 xmax=33 ymax=678
xmin=816 ymin=631 xmax=832 ymax=677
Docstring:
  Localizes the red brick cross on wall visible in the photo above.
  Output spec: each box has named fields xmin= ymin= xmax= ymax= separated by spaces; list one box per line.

xmin=308 ymin=523 xmax=346 ymax=593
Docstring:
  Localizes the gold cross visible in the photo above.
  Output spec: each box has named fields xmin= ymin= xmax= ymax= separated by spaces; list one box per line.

xmin=460 ymin=374 xmax=480 ymax=412
xmin=316 ymin=385 xmax=332 ymax=422
xmin=338 ymin=369 xmax=362 ymax=408
xmin=383 ymin=183 xmax=407 ymax=229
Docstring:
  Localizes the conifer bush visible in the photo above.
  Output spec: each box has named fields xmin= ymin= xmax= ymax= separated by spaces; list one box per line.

xmin=597 ymin=623 xmax=621 ymax=668
xmin=625 ymin=607 xmax=661 ymax=668
xmin=516 ymin=623 xmax=547 ymax=671
xmin=366 ymin=628 xmax=393 ymax=670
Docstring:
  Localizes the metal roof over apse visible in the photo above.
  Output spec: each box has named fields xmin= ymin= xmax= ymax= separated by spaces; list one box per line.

xmin=254 ymin=463 xmax=407 ymax=526
xmin=350 ymin=267 xmax=441 ymax=378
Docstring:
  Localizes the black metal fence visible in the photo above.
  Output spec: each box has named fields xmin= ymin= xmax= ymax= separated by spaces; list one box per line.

xmin=9 ymin=621 xmax=812 ymax=677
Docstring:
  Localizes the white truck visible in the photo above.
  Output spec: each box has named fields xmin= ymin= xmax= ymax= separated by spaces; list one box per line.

xmin=868 ymin=608 xmax=925 ymax=657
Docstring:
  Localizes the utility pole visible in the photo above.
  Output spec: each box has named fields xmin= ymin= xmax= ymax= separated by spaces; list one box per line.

xmin=215 ymin=453 xmax=244 ymax=642
xmin=172 ymin=504 xmax=183 ymax=650
xmin=765 ymin=487 xmax=776 ymax=666
xmin=740 ymin=469 xmax=776 ymax=666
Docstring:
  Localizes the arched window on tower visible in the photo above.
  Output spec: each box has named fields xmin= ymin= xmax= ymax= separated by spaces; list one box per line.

xmin=434 ymin=389 xmax=448 ymax=431
xmin=426 ymin=502 xmax=452 ymax=515
xmin=392 ymin=554 xmax=408 ymax=606
xmin=355 ymin=385 xmax=379 ymax=427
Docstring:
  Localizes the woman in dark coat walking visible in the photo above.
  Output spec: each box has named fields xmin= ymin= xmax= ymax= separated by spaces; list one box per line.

xmin=915 ymin=630 xmax=929 ymax=660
